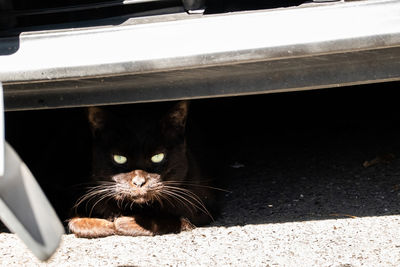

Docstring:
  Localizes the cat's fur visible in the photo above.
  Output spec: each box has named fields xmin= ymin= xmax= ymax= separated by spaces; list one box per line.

xmin=68 ymin=101 xmax=217 ymax=238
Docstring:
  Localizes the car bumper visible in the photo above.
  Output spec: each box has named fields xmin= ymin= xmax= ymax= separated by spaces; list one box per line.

xmin=1 ymin=0 xmax=400 ymax=110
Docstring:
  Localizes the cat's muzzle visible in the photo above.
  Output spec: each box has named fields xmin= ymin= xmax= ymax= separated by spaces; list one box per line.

xmin=112 ymin=170 xmax=161 ymax=203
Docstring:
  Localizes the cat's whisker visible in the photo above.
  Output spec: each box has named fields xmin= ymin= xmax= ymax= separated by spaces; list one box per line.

xmin=67 ymin=178 xmax=116 ymax=190
xmin=116 ymin=198 xmax=122 ymax=209
xmin=84 ymin=192 xmax=114 ymax=216
xmin=80 ymin=186 xmax=115 ymax=199
xmin=148 ymin=187 xmax=165 ymax=207
xmin=84 ymin=187 xmax=114 ymax=194
xmin=78 ymin=183 xmax=115 ymax=194
xmin=162 ymin=185 xmax=205 ymax=205
xmin=163 ymin=179 xmax=214 ymax=184
xmin=157 ymin=192 xmax=176 ymax=208
xmin=73 ymin=183 xmax=118 ymax=214
xmin=79 ymin=189 xmax=114 ymax=203
xmin=88 ymin=192 xmax=116 ymax=217
xmin=78 ymin=182 xmax=116 ymax=194
xmin=159 ymin=186 xmax=201 ymax=212
xmin=73 ymin=192 xmax=100 ymax=211
xmin=162 ymin=186 xmax=213 ymax=220
xmin=161 ymin=188 xmax=212 ymax=220
xmin=119 ymin=194 xmax=130 ymax=208
xmin=148 ymin=194 xmax=156 ymax=205
xmin=167 ymin=190 xmax=207 ymax=218
xmin=153 ymin=193 xmax=164 ymax=208
xmin=163 ymin=181 xmax=230 ymax=193
xmin=160 ymin=190 xmax=197 ymax=216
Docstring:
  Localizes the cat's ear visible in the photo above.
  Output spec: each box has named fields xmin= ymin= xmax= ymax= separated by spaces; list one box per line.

xmin=87 ymin=107 xmax=107 ymax=132
xmin=168 ymin=101 xmax=189 ymax=128
xmin=162 ymin=101 xmax=189 ymax=136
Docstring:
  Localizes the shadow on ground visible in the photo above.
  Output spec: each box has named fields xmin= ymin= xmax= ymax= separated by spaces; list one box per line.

xmin=214 ymin=128 xmax=400 ymax=227
xmin=202 ymin=82 xmax=400 ymax=227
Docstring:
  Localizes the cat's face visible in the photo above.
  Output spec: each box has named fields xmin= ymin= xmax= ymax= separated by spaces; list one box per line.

xmin=88 ymin=101 xmax=189 ymax=204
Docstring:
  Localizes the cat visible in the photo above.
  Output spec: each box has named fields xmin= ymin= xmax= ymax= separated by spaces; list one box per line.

xmin=68 ymin=101 xmax=218 ymax=238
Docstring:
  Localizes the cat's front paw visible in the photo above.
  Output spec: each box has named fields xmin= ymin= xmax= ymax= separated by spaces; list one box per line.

xmin=114 ymin=216 xmax=195 ymax=236
xmin=114 ymin=216 xmax=154 ymax=237
xmin=180 ymin=217 xmax=195 ymax=231
xmin=68 ymin=217 xmax=115 ymax=238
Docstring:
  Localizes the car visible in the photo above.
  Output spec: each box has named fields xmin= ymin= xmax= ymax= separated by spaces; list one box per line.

xmin=1 ymin=0 xmax=399 ymax=111
xmin=1 ymin=0 xmax=400 ymax=260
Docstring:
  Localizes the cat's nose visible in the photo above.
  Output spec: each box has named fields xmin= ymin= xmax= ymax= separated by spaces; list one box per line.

xmin=131 ymin=171 xmax=147 ymax=187
xmin=132 ymin=176 xmax=146 ymax=187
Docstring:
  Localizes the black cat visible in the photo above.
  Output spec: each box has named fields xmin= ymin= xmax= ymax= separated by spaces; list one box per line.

xmin=68 ymin=101 xmax=218 ymax=238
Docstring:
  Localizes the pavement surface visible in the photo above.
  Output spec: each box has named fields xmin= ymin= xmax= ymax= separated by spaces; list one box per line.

xmin=1 ymin=215 xmax=400 ymax=266
xmin=1 ymin=85 xmax=400 ymax=266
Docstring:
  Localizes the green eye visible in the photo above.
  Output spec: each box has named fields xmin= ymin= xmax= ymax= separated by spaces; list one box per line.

xmin=151 ymin=153 xmax=165 ymax=163
xmin=113 ymin=155 xmax=127 ymax=164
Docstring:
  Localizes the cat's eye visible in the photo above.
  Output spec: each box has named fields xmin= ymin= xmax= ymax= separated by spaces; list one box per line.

xmin=113 ymin=155 xmax=127 ymax=165
xmin=151 ymin=153 xmax=165 ymax=163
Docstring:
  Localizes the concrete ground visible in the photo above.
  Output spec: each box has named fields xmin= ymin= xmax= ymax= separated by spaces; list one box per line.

xmin=2 ymin=128 xmax=400 ymax=266
xmin=1 ymin=85 xmax=400 ymax=266
xmin=1 ymin=215 xmax=400 ymax=266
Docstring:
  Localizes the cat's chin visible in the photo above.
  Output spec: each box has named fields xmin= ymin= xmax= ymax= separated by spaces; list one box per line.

xmin=130 ymin=196 xmax=151 ymax=204
xmin=113 ymin=194 xmax=155 ymax=205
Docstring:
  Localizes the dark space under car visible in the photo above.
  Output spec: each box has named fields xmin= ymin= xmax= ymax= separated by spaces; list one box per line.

xmin=1 ymin=0 xmax=400 ymax=261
